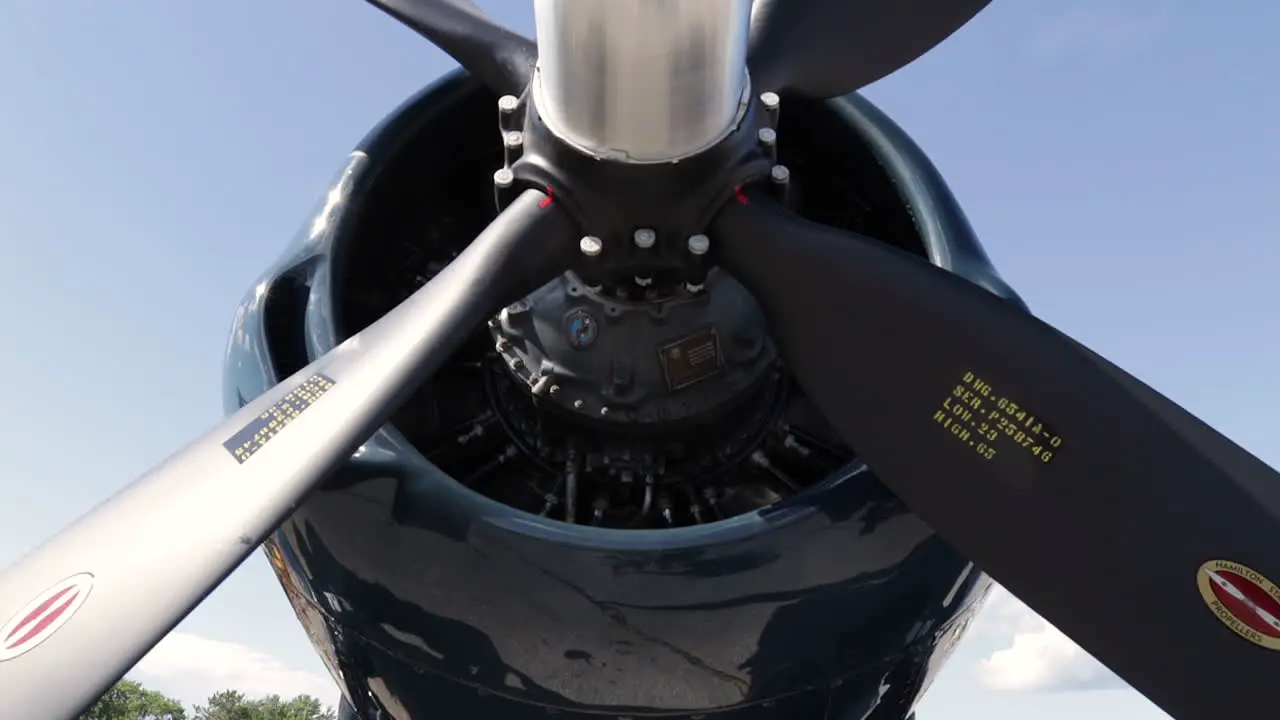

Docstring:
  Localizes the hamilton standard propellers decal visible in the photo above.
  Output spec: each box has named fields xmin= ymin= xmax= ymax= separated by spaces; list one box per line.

xmin=0 ymin=573 xmax=95 ymax=662
xmin=1197 ymin=560 xmax=1280 ymax=651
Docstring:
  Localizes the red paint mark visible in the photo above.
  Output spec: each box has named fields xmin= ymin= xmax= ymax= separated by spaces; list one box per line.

xmin=1211 ymin=570 xmax=1280 ymax=638
xmin=4 ymin=586 xmax=72 ymax=643
xmin=539 ymin=186 xmax=555 ymax=208
xmin=733 ymin=185 xmax=749 ymax=205
xmin=5 ymin=591 xmax=79 ymax=650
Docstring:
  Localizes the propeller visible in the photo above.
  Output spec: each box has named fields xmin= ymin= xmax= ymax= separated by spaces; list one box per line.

xmin=364 ymin=0 xmax=537 ymax=96
xmin=0 ymin=189 xmax=576 ymax=719
xmin=747 ymin=0 xmax=994 ymax=98
xmin=362 ymin=0 xmax=992 ymax=103
xmin=1 ymin=2 xmax=1272 ymax=720
xmin=710 ymin=192 xmax=1280 ymax=719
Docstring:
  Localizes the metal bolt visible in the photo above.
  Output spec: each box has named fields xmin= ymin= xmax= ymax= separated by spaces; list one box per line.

xmin=760 ymin=91 xmax=780 ymax=111
xmin=600 ymin=406 xmax=611 ymax=416
xmin=497 ymin=95 xmax=521 ymax=134
xmin=493 ymin=168 xmax=514 ymax=187
xmin=549 ymin=384 xmax=561 ymax=395
xmin=579 ymin=236 xmax=603 ymax=257
xmin=633 ymin=228 xmax=656 ymax=249
xmin=687 ymin=234 xmax=710 ymax=256
xmin=771 ymin=165 xmax=791 ymax=204
xmin=758 ymin=127 xmax=779 ymax=163
xmin=503 ymin=131 xmax=524 ymax=149
xmin=573 ymin=399 xmax=585 ymax=409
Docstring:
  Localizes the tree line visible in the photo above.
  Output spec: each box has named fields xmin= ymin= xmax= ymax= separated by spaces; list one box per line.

xmin=80 ymin=678 xmax=337 ymax=720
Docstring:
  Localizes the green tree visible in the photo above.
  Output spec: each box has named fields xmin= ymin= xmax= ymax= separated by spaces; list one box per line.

xmin=192 ymin=690 xmax=335 ymax=720
xmin=80 ymin=678 xmax=186 ymax=720
xmin=192 ymin=690 xmax=253 ymax=720
xmin=250 ymin=694 xmax=336 ymax=720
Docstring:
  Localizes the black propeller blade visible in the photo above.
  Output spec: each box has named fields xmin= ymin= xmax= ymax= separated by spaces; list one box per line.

xmin=747 ymin=0 xmax=992 ymax=98
xmin=710 ymin=191 xmax=1280 ymax=720
xmin=365 ymin=0 xmax=536 ymax=96
xmin=0 ymin=189 xmax=575 ymax=719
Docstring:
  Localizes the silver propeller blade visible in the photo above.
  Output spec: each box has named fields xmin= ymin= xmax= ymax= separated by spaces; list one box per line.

xmin=0 ymin=188 xmax=575 ymax=719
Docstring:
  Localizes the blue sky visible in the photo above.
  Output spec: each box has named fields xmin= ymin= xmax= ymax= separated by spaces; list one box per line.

xmin=0 ymin=1 xmax=1275 ymax=718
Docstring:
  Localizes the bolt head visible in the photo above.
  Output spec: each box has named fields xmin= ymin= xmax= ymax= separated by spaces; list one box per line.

xmin=633 ymin=228 xmax=656 ymax=249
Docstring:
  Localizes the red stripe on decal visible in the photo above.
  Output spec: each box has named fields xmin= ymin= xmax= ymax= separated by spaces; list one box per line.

xmin=5 ymin=591 xmax=79 ymax=650
xmin=5 ymin=586 xmax=72 ymax=642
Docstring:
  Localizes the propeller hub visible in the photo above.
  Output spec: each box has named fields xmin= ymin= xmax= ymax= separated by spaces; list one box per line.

xmin=532 ymin=0 xmax=754 ymax=163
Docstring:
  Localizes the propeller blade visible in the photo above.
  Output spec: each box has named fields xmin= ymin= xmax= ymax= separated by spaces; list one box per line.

xmin=710 ymin=193 xmax=1280 ymax=720
xmin=365 ymin=0 xmax=537 ymax=96
xmin=0 ymin=189 xmax=575 ymax=719
xmin=747 ymin=0 xmax=992 ymax=98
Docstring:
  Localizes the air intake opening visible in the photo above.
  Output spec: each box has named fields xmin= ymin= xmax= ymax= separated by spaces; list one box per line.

xmin=262 ymin=269 xmax=313 ymax=381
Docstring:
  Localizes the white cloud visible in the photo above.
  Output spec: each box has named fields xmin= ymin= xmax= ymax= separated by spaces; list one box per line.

xmin=971 ymin=586 xmax=1123 ymax=693
xmin=131 ymin=631 xmax=338 ymax=708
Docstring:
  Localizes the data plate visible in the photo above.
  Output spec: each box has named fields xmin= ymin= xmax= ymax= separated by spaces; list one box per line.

xmin=658 ymin=328 xmax=723 ymax=391
xmin=223 ymin=373 xmax=337 ymax=464
xmin=931 ymin=370 xmax=1063 ymax=469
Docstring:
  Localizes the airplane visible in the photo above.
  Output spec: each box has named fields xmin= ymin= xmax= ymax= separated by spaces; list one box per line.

xmin=0 ymin=0 xmax=1276 ymax=718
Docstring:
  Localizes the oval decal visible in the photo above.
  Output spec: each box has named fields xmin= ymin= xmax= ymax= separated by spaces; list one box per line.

xmin=0 ymin=573 xmax=95 ymax=662
xmin=1196 ymin=560 xmax=1280 ymax=651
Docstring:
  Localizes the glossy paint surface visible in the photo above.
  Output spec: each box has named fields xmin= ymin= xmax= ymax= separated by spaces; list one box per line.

xmin=223 ymin=70 xmax=1025 ymax=720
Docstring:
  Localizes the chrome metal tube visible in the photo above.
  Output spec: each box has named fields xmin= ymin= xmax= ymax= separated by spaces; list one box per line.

xmin=532 ymin=0 xmax=753 ymax=163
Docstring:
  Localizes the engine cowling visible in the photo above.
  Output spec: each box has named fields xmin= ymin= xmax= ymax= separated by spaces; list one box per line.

xmin=223 ymin=70 xmax=1024 ymax=719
